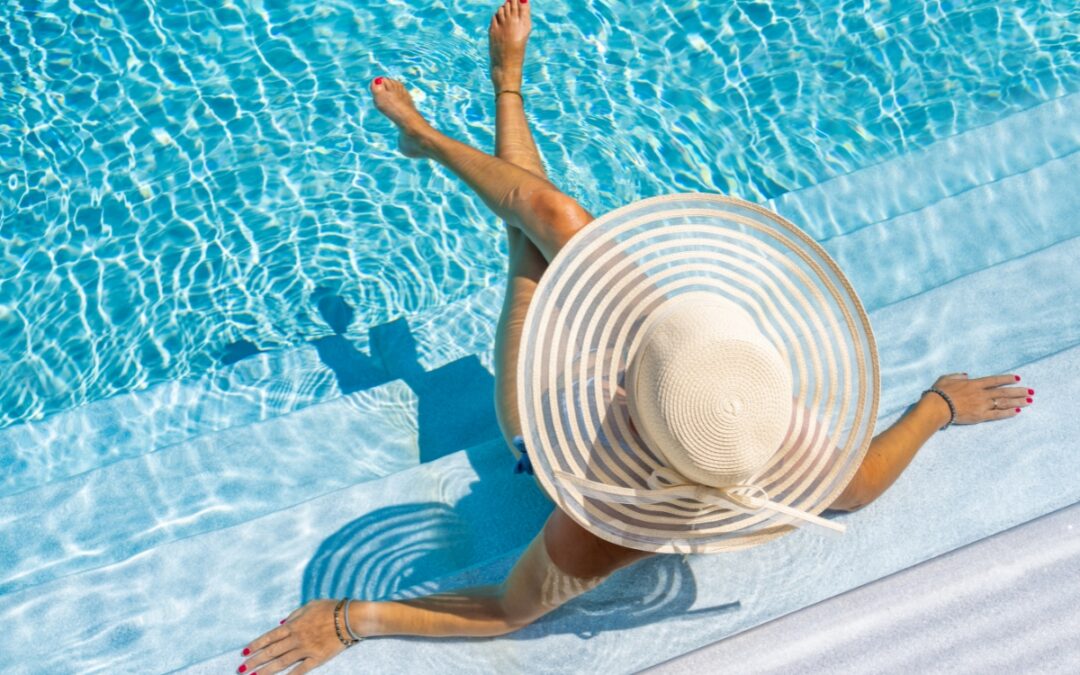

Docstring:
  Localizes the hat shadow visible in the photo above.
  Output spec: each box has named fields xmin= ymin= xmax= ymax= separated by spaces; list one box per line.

xmin=299 ymin=441 xmax=741 ymax=642
xmin=226 ymin=285 xmax=740 ymax=640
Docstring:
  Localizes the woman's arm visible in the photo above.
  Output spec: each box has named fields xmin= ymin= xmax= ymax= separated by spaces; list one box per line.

xmin=347 ymin=509 xmax=623 ymax=639
xmin=347 ymin=584 xmax=514 ymax=638
xmin=829 ymin=372 xmax=1031 ymax=512
xmin=241 ymin=512 xmax=653 ymax=673
xmin=828 ymin=390 xmax=949 ymax=512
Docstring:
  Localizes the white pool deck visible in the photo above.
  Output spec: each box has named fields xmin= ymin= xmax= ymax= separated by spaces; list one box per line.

xmin=644 ymin=500 xmax=1080 ymax=674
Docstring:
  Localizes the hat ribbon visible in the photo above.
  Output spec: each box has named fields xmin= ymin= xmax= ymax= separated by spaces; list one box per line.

xmin=552 ymin=466 xmax=845 ymax=535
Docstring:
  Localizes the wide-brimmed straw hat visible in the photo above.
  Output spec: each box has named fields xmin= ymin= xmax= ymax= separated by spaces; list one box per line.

xmin=516 ymin=194 xmax=880 ymax=554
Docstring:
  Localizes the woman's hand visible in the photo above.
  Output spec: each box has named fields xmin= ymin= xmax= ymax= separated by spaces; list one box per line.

xmin=928 ymin=372 xmax=1035 ymax=425
xmin=238 ymin=600 xmax=350 ymax=675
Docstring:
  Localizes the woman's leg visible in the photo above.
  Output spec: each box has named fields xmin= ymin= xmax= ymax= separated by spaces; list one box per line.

xmin=370 ymin=78 xmax=593 ymax=263
xmin=488 ymin=0 xmax=551 ymax=457
xmin=490 ymin=0 xmax=546 ymax=179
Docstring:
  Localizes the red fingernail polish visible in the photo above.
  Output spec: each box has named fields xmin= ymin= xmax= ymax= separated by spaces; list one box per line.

xmin=280 ymin=619 xmax=286 ymax=624
xmin=1015 ymin=408 xmax=1021 ymax=413
xmin=1028 ymin=389 xmax=1034 ymax=395
xmin=242 ymin=648 xmax=250 ymax=656
xmin=374 ymin=77 xmax=383 ymax=85
xmin=238 ymin=666 xmax=247 ymax=674
xmin=1026 ymin=398 xmax=1032 ymax=403
xmin=1015 ymin=375 xmax=1021 ymax=381
xmin=521 ymin=0 xmax=528 ymax=3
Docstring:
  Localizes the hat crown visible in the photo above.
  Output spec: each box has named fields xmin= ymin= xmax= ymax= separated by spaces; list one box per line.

xmin=627 ymin=293 xmax=793 ymax=487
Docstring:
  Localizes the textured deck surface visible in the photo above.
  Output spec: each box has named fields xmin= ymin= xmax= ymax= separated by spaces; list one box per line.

xmin=644 ymin=500 xmax=1080 ymax=674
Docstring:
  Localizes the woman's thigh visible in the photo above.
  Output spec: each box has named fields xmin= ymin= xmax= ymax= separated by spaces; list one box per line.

xmin=494 ymin=226 xmax=546 ymax=448
xmin=494 ymin=204 xmax=594 ymax=490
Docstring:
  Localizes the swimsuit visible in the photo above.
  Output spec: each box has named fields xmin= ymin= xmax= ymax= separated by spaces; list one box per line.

xmin=511 ymin=435 xmax=535 ymax=476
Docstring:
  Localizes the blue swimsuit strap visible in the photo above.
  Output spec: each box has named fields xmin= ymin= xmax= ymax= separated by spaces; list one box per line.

xmin=511 ymin=435 xmax=535 ymax=476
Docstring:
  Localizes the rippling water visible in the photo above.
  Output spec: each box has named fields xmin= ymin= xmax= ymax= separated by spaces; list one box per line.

xmin=0 ymin=0 xmax=1077 ymax=428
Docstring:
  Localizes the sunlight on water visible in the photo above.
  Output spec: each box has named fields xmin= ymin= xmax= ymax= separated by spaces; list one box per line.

xmin=1 ymin=0 xmax=1077 ymax=429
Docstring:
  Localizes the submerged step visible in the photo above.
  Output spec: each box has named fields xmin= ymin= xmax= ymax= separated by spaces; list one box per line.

xmin=0 ymin=437 xmax=554 ymax=673
xmin=0 ymin=345 xmax=339 ymax=499
xmin=817 ymin=151 xmax=1080 ymax=311
xmin=768 ymin=92 xmax=1080 ymax=241
xmin=0 ymin=380 xmax=418 ymax=596
xmin=0 ymin=282 xmax=506 ymax=501
xmin=870 ymin=233 xmax=1080 ymax=419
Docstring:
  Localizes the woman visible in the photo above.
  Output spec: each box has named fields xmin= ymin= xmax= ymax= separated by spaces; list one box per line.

xmin=237 ymin=1 xmax=1034 ymax=672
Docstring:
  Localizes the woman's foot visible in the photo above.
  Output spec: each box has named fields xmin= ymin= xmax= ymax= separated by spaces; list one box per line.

xmin=489 ymin=0 xmax=532 ymax=92
xmin=370 ymin=77 xmax=433 ymax=158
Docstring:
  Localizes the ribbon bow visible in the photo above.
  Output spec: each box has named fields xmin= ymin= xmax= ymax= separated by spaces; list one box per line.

xmin=553 ymin=466 xmax=844 ymax=535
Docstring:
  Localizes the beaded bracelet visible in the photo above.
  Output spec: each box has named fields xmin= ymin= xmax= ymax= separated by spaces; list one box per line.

xmin=922 ymin=387 xmax=956 ymax=431
xmin=332 ymin=598 xmax=359 ymax=647
xmin=496 ymin=89 xmax=524 ymax=101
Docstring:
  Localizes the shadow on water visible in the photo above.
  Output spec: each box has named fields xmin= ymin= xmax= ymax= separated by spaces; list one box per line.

xmin=220 ymin=285 xmax=501 ymax=463
xmin=229 ymin=287 xmax=737 ymax=640
xmin=299 ymin=446 xmax=740 ymax=642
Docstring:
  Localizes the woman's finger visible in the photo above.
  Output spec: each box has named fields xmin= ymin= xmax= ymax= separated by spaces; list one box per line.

xmin=975 ymin=373 xmax=1022 ymax=388
xmin=289 ymin=659 xmax=320 ymax=675
xmin=242 ymin=634 xmax=296 ymax=672
xmin=243 ymin=648 xmax=304 ymax=675
xmin=993 ymin=386 xmax=1034 ymax=400
xmin=985 ymin=405 xmax=1022 ymax=422
xmin=243 ymin=624 xmax=291 ymax=658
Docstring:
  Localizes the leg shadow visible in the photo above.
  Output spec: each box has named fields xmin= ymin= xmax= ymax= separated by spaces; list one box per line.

xmin=220 ymin=285 xmax=501 ymax=464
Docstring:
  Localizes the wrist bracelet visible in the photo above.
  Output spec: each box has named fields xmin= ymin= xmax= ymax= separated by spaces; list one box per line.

xmin=922 ymin=387 xmax=956 ymax=431
xmin=333 ymin=598 xmax=358 ymax=647
xmin=343 ymin=598 xmax=364 ymax=643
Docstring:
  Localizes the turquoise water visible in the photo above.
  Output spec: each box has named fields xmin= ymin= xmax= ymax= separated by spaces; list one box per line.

xmin=1 ymin=0 xmax=1078 ymax=434
xmin=1 ymin=2 xmax=1079 ymax=671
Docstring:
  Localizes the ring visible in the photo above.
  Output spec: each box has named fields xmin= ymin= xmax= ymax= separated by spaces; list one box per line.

xmin=991 ymin=398 xmax=998 ymax=409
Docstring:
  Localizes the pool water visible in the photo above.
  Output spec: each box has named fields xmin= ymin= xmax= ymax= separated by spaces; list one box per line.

xmin=2 ymin=0 xmax=1077 ymax=432
xmin=2 ymin=2 xmax=1080 ymax=672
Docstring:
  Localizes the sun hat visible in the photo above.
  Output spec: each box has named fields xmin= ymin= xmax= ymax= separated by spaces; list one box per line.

xmin=516 ymin=193 xmax=880 ymax=554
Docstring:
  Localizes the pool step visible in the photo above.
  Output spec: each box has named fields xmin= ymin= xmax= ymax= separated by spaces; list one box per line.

xmin=768 ymin=91 xmax=1080 ymax=313
xmin=768 ymin=90 xmax=1080 ymax=242
xmin=0 ymin=285 xmax=504 ymax=501
xmin=0 ymin=437 xmax=554 ymax=673
xmin=0 ymin=345 xmax=339 ymax=499
xmin=0 ymin=380 xmax=420 ymax=597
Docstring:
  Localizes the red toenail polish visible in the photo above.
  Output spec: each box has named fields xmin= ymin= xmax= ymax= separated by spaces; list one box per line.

xmin=1014 ymin=375 xmax=1021 ymax=381
xmin=242 ymin=648 xmax=250 ymax=656
xmin=374 ymin=77 xmax=383 ymax=85
xmin=1015 ymin=408 xmax=1021 ymax=413
xmin=238 ymin=666 xmax=247 ymax=674
xmin=280 ymin=619 xmax=286 ymax=624
xmin=1028 ymin=389 xmax=1034 ymax=395
xmin=1026 ymin=397 xmax=1032 ymax=403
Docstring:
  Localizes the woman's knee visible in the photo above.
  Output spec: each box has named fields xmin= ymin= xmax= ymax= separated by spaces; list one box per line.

xmin=527 ymin=188 xmax=593 ymax=245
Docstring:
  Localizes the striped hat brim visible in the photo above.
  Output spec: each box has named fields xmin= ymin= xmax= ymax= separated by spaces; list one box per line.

xmin=516 ymin=194 xmax=880 ymax=554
